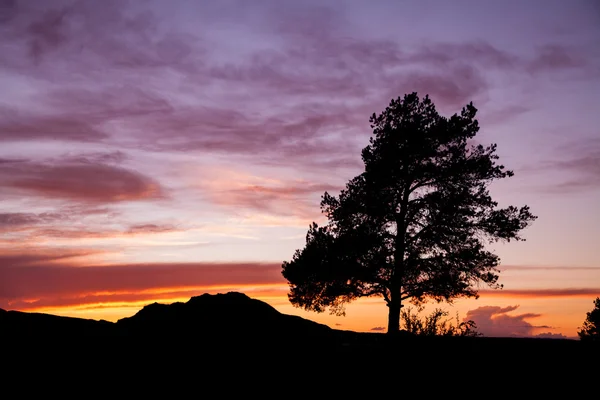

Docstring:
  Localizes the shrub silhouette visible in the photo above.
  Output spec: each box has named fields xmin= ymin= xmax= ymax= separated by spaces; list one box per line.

xmin=401 ymin=307 xmax=481 ymax=337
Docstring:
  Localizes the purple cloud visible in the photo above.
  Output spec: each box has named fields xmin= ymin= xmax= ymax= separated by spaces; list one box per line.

xmin=126 ymin=223 xmax=179 ymax=235
xmin=0 ymin=0 xmax=203 ymax=73
xmin=204 ymin=179 xmax=342 ymax=219
xmin=0 ymin=159 xmax=165 ymax=203
xmin=527 ymin=45 xmax=587 ymax=73
xmin=0 ymin=212 xmax=65 ymax=228
xmin=2 ymin=0 xmax=593 ymax=182
xmin=0 ymin=109 xmax=109 ymax=142
xmin=525 ymin=137 xmax=600 ymax=193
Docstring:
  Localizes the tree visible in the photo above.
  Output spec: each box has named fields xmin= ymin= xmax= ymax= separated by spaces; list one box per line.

xmin=281 ymin=93 xmax=537 ymax=334
xmin=578 ymin=297 xmax=600 ymax=341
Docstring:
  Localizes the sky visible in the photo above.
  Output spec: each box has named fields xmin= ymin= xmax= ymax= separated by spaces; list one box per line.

xmin=0 ymin=0 xmax=599 ymax=339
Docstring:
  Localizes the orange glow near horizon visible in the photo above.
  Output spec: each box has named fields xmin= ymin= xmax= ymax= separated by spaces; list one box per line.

xmin=2 ymin=252 xmax=598 ymax=339
xmin=8 ymin=284 xmax=597 ymax=339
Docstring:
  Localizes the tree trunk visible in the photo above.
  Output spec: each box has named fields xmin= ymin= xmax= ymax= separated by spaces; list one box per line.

xmin=387 ymin=289 xmax=402 ymax=334
xmin=389 ymin=192 xmax=408 ymax=335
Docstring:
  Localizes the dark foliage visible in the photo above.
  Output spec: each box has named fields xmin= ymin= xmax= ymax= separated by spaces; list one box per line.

xmin=578 ymin=297 xmax=600 ymax=341
xmin=401 ymin=307 xmax=481 ymax=337
xmin=282 ymin=93 xmax=537 ymax=333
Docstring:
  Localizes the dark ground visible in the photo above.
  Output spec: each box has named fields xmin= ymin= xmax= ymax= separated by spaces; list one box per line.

xmin=1 ymin=292 xmax=596 ymax=394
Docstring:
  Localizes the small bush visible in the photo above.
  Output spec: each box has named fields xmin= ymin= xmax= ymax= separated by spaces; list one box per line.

xmin=401 ymin=307 xmax=481 ymax=337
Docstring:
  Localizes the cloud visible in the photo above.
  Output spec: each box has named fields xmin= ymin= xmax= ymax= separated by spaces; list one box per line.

xmin=550 ymin=144 xmax=600 ymax=192
xmin=1 ymin=285 xmax=288 ymax=312
xmin=500 ymin=265 xmax=600 ymax=271
xmin=0 ymin=159 xmax=165 ymax=203
xmin=126 ymin=224 xmax=179 ymax=235
xmin=0 ymin=109 xmax=109 ymax=142
xmin=0 ymin=204 xmax=126 ymax=247
xmin=58 ymin=150 xmax=129 ymax=165
xmin=534 ymin=332 xmax=568 ymax=339
xmin=3 ymin=0 xmax=590 ymax=196
xmin=465 ymin=305 xmax=558 ymax=337
xmin=124 ymin=103 xmax=368 ymax=174
xmin=41 ymin=86 xmax=174 ymax=123
xmin=202 ymin=172 xmax=341 ymax=220
xmin=0 ymin=248 xmax=105 ymax=268
xmin=0 ymin=257 xmax=285 ymax=310
xmin=479 ymin=288 xmax=600 ymax=298
xmin=1 ymin=0 xmax=537 ymax=175
xmin=0 ymin=0 xmax=203 ymax=73
xmin=0 ymin=212 xmax=66 ymax=228
xmin=391 ymin=66 xmax=488 ymax=110
xmin=0 ymin=0 xmax=17 ymax=23
xmin=0 ymin=86 xmax=173 ymax=144
xmin=527 ymin=45 xmax=587 ymax=73
xmin=370 ymin=326 xmax=385 ymax=332
xmin=527 ymin=137 xmax=600 ymax=193
xmin=0 ymin=158 xmax=28 ymax=164
xmin=0 ymin=209 xmax=182 ymax=245
xmin=406 ymin=42 xmax=519 ymax=69
xmin=478 ymin=104 xmax=532 ymax=126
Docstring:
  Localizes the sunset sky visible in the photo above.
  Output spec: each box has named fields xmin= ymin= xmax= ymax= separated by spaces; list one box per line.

xmin=1 ymin=0 xmax=599 ymax=339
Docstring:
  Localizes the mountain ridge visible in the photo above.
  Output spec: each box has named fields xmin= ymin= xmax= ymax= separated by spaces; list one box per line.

xmin=1 ymin=291 xmax=596 ymax=375
xmin=0 ymin=291 xmax=339 ymax=340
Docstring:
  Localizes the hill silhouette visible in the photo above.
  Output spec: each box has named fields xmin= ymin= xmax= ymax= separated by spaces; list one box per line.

xmin=2 ymin=292 xmax=598 ymax=390
xmin=2 ymin=292 xmax=597 ymax=357
xmin=116 ymin=292 xmax=335 ymax=341
xmin=0 ymin=292 xmax=343 ymax=342
xmin=0 ymin=306 xmax=115 ymax=336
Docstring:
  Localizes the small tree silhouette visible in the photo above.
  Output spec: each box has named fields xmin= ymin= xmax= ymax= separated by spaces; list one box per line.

xmin=578 ymin=297 xmax=600 ymax=341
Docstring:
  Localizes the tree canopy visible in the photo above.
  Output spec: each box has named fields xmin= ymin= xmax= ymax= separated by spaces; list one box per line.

xmin=578 ymin=297 xmax=600 ymax=341
xmin=281 ymin=93 xmax=537 ymax=334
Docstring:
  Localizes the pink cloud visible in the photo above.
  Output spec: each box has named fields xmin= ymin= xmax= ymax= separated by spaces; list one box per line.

xmin=0 ymin=248 xmax=105 ymax=268
xmin=0 ymin=159 xmax=165 ymax=203
xmin=206 ymin=178 xmax=341 ymax=219
xmin=500 ymin=265 xmax=600 ymax=271
xmin=465 ymin=305 xmax=555 ymax=337
xmin=0 ymin=209 xmax=182 ymax=244
xmin=125 ymin=224 xmax=179 ymax=235
xmin=0 ymin=205 xmax=120 ymax=234
xmin=0 ymin=258 xmax=285 ymax=308
xmin=479 ymin=288 xmax=600 ymax=298
xmin=2 ymin=285 xmax=288 ymax=312
xmin=0 ymin=211 xmax=65 ymax=228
